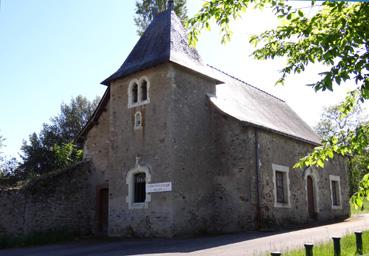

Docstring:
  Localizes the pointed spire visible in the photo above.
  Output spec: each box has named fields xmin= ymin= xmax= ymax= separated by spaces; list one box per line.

xmin=101 ymin=8 xmax=219 ymax=86
xmin=167 ymin=0 xmax=174 ymax=11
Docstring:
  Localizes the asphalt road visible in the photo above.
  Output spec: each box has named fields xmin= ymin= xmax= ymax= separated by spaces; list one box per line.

xmin=1 ymin=214 xmax=369 ymax=256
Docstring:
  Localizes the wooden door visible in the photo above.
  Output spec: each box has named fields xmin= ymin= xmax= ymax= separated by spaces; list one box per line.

xmin=97 ymin=188 xmax=109 ymax=235
xmin=307 ymin=176 xmax=315 ymax=218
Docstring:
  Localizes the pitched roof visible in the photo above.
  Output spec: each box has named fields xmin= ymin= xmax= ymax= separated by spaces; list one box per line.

xmin=102 ymin=9 xmax=218 ymax=85
xmin=78 ymin=9 xmax=321 ymax=146
xmin=208 ymin=66 xmax=321 ymax=145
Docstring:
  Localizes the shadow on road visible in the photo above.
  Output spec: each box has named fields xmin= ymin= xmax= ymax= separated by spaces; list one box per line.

xmin=0 ymin=216 xmax=363 ymax=256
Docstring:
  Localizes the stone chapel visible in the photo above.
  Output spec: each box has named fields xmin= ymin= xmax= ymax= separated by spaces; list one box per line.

xmin=77 ymin=2 xmax=350 ymax=237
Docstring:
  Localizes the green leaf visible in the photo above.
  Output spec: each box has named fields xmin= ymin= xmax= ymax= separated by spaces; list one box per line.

xmin=317 ymin=159 xmax=324 ymax=168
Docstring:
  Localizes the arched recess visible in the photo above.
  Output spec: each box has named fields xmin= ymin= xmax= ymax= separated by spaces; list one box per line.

xmin=304 ymin=167 xmax=320 ymax=216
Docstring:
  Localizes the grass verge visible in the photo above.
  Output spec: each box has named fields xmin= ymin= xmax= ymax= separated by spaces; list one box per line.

xmin=277 ymin=231 xmax=369 ymax=256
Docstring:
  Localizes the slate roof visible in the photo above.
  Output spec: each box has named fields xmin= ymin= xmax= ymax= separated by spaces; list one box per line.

xmin=102 ymin=9 xmax=219 ymax=85
xmin=208 ymin=66 xmax=321 ymax=145
xmin=78 ymin=8 xmax=321 ymax=146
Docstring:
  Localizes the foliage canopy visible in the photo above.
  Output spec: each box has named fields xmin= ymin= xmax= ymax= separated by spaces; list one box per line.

xmin=314 ymin=96 xmax=368 ymax=195
xmin=188 ymin=1 xmax=369 ymax=99
xmin=20 ymin=95 xmax=99 ymax=176
xmin=0 ymin=134 xmax=4 ymax=154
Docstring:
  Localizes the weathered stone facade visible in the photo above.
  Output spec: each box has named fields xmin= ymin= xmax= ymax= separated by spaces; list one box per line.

xmin=81 ymin=62 xmax=350 ymax=237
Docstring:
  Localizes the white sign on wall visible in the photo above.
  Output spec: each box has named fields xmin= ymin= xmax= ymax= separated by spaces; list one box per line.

xmin=146 ymin=182 xmax=172 ymax=193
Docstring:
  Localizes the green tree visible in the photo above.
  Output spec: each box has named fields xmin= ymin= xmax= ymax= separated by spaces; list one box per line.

xmin=295 ymin=92 xmax=369 ymax=207
xmin=0 ymin=134 xmax=4 ymax=155
xmin=0 ymin=134 xmax=19 ymax=179
xmin=188 ymin=1 xmax=369 ymax=205
xmin=315 ymin=103 xmax=364 ymax=141
xmin=314 ymin=100 xmax=368 ymax=195
xmin=0 ymin=157 xmax=19 ymax=177
xmin=20 ymin=95 xmax=99 ymax=176
xmin=53 ymin=143 xmax=83 ymax=170
xmin=0 ymin=134 xmax=5 ymax=174
xmin=188 ymin=1 xmax=369 ymax=98
xmin=134 ymin=0 xmax=188 ymax=36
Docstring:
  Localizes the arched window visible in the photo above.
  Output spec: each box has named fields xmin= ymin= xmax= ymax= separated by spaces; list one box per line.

xmin=126 ymin=160 xmax=151 ymax=209
xmin=128 ymin=77 xmax=150 ymax=108
xmin=141 ymin=80 xmax=148 ymax=101
xmin=134 ymin=173 xmax=146 ymax=203
xmin=132 ymin=83 xmax=138 ymax=104
xmin=134 ymin=111 xmax=142 ymax=129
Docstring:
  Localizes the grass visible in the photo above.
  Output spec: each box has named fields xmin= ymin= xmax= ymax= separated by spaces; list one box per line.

xmin=276 ymin=231 xmax=369 ymax=256
xmin=351 ymin=198 xmax=369 ymax=215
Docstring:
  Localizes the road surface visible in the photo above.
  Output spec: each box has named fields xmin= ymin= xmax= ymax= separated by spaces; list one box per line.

xmin=1 ymin=214 xmax=369 ymax=256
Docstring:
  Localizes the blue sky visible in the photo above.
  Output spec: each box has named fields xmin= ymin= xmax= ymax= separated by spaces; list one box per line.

xmin=0 ymin=1 xmax=356 ymax=158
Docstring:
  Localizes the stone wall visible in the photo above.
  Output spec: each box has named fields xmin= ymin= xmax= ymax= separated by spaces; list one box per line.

xmin=0 ymin=162 xmax=95 ymax=238
xmin=107 ymin=63 xmax=177 ymax=237
xmin=83 ymin=99 xmax=111 ymax=187
xmin=211 ymin=109 xmax=350 ymax=231
xmin=169 ymin=65 xmax=218 ymax=236
xmin=257 ymin=128 xmax=350 ymax=226
xmin=211 ymin=112 xmax=258 ymax=233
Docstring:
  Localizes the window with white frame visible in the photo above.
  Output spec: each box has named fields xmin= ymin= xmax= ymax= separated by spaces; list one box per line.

xmin=134 ymin=111 xmax=142 ymax=130
xmin=329 ymin=175 xmax=342 ymax=209
xmin=132 ymin=82 xmax=138 ymax=104
xmin=128 ymin=77 xmax=150 ymax=108
xmin=272 ymin=164 xmax=291 ymax=208
xmin=141 ymin=79 xmax=148 ymax=101
xmin=133 ymin=173 xmax=146 ymax=203
xmin=126 ymin=160 xmax=151 ymax=209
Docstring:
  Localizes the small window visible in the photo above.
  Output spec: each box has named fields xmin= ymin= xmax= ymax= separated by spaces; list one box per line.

xmin=272 ymin=164 xmax=290 ymax=208
xmin=134 ymin=173 xmax=146 ymax=203
xmin=128 ymin=77 xmax=150 ymax=108
xmin=276 ymin=171 xmax=285 ymax=203
xmin=332 ymin=181 xmax=339 ymax=206
xmin=134 ymin=111 xmax=142 ymax=129
xmin=126 ymin=162 xmax=151 ymax=209
xmin=141 ymin=80 xmax=148 ymax=101
xmin=132 ymin=83 xmax=138 ymax=104
xmin=329 ymin=175 xmax=341 ymax=209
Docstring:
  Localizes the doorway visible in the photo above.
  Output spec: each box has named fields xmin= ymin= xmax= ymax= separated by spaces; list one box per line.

xmin=306 ymin=176 xmax=316 ymax=219
xmin=97 ymin=187 xmax=109 ymax=235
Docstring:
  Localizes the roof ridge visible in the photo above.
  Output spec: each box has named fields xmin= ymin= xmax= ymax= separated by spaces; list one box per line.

xmin=207 ymin=64 xmax=284 ymax=102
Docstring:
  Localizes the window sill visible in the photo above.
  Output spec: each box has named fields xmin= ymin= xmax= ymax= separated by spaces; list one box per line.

xmin=128 ymin=100 xmax=150 ymax=109
xmin=128 ymin=202 xmax=148 ymax=210
xmin=331 ymin=205 xmax=342 ymax=210
xmin=274 ymin=202 xmax=291 ymax=208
